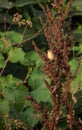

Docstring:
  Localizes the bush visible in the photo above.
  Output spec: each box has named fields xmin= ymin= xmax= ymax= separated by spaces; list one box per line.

xmin=0 ymin=0 xmax=82 ymax=130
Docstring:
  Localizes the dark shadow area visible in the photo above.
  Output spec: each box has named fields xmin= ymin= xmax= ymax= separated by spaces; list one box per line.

xmin=2 ymin=62 xmax=27 ymax=80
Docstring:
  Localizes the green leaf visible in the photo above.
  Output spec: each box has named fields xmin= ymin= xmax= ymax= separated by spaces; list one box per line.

xmin=72 ymin=0 xmax=82 ymax=11
xmin=28 ymin=69 xmax=44 ymax=90
xmin=72 ymin=43 xmax=82 ymax=55
xmin=75 ymin=26 xmax=82 ymax=42
xmin=14 ymin=0 xmax=48 ymax=7
xmin=0 ymin=39 xmax=10 ymax=53
xmin=21 ymin=51 xmax=43 ymax=68
xmin=23 ymin=9 xmax=31 ymax=20
xmin=72 ymin=46 xmax=80 ymax=51
xmin=76 ymin=26 xmax=82 ymax=34
xmin=0 ymin=74 xmax=23 ymax=88
xmin=7 ymin=31 xmax=22 ymax=45
xmin=75 ymin=34 xmax=82 ymax=42
xmin=23 ymin=107 xmax=41 ymax=127
xmin=69 ymin=58 xmax=78 ymax=75
xmin=0 ymin=53 xmax=5 ymax=68
xmin=78 ymin=44 xmax=82 ymax=55
xmin=15 ymin=0 xmax=37 ymax=7
xmin=0 ymin=99 xmax=9 ymax=115
xmin=8 ymin=47 xmax=25 ymax=63
xmin=0 ymin=74 xmax=28 ymax=117
xmin=28 ymin=68 xmax=50 ymax=89
xmin=0 ymin=0 xmax=14 ymax=9
xmin=0 ymin=53 xmax=4 ymax=61
xmin=10 ymin=93 xmax=26 ymax=114
xmin=70 ymin=60 xmax=82 ymax=91
xmin=74 ymin=90 xmax=82 ymax=109
xmin=31 ymin=86 xmax=53 ymax=105
xmin=27 ymin=52 xmax=41 ymax=67
xmin=29 ymin=77 xmax=44 ymax=90
xmin=28 ymin=68 xmax=53 ymax=104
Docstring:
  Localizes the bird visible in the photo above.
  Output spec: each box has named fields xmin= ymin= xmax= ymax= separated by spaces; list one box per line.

xmin=47 ymin=49 xmax=54 ymax=61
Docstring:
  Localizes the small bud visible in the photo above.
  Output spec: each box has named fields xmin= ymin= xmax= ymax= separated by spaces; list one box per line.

xmin=47 ymin=50 xmax=54 ymax=60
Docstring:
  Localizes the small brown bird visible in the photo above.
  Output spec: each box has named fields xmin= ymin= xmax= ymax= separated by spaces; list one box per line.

xmin=47 ymin=50 xmax=54 ymax=61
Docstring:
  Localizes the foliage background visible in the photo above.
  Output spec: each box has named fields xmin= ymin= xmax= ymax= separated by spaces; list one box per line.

xmin=0 ymin=0 xmax=82 ymax=129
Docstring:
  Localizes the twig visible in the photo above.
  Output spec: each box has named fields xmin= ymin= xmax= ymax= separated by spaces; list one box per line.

xmin=19 ymin=28 xmax=43 ymax=45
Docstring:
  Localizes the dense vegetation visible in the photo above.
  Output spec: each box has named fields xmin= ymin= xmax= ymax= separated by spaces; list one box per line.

xmin=0 ymin=0 xmax=82 ymax=130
